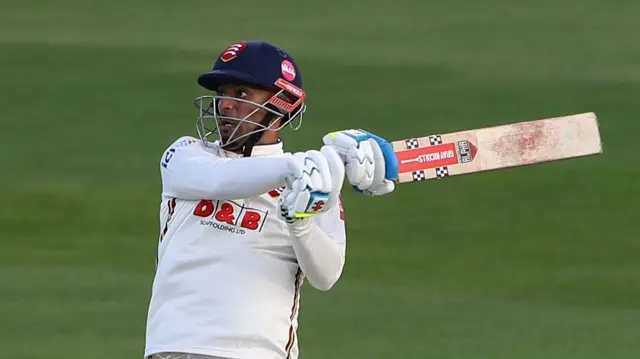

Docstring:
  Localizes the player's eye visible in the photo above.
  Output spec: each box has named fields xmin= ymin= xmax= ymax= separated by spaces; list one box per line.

xmin=215 ymin=87 xmax=247 ymax=99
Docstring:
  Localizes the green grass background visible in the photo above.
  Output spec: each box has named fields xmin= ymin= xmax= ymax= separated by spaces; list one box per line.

xmin=1 ymin=0 xmax=639 ymax=358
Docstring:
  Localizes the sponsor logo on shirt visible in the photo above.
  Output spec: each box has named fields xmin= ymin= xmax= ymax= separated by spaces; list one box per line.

xmin=193 ymin=199 xmax=268 ymax=234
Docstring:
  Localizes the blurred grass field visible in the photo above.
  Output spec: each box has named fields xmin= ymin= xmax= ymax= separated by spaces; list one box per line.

xmin=1 ymin=0 xmax=639 ymax=358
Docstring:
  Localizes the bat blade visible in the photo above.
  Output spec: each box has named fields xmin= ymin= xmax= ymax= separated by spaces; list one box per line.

xmin=391 ymin=112 xmax=603 ymax=183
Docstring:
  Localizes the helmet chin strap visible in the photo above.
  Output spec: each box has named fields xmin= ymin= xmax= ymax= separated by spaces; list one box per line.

xmin=241 ymin=112 xmax=280 ymax=157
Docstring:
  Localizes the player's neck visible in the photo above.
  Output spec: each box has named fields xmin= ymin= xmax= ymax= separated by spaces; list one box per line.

xmin=225 ymin=135 xmax=281 ymax=155
xmin=257 ymin=132 xmax=280 ymax=146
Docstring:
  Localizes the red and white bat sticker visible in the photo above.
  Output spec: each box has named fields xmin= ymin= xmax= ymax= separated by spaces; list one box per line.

xmin=396 ymin=140 xmax=477 ymax=173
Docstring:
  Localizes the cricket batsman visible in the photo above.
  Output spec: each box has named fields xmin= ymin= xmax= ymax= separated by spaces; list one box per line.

xmin=143 ymin=40 xmax=398 ymax=359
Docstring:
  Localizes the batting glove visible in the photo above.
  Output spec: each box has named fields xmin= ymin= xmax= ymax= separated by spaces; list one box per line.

xmin=322 ymin=129 xmax=398 ymax=196
xmin=279 ymin=146 xmax=345 ymax=220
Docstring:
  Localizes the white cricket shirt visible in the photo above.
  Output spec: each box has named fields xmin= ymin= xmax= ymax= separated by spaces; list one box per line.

xmin=144 ymin=136 xmax=347 ymax=359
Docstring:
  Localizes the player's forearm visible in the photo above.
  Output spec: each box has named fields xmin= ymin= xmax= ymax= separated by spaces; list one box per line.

xmin=163 ymin=156 xmax=291 ymax=200
xmin=287 ymin=219 xmax=345 ymax=291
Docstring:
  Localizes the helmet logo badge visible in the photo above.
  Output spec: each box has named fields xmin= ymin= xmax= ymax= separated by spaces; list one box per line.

xmin=220 ymin=42 xmax=247 ymax=62
xmin=281 ymin=60 xmax=296 ymax=81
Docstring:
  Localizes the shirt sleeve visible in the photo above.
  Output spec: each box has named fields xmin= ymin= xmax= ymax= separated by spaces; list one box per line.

xmin=287 ymin=196 xmax=347 ymax=291
xmin=160 ymin=136 xmax=291 ymax=201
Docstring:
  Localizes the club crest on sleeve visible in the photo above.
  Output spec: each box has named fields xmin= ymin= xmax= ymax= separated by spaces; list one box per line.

xmin=268 ymin=186 xmax=286 ymax=198
xmin=175 ymin=138 xmax=197 ymax=148
xmin=220 ymin=42 xmax=247 ymax=62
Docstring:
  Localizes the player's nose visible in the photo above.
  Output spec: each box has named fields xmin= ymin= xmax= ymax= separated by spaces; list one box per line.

xmin=218 ymin=97 xmax=237 ymax=116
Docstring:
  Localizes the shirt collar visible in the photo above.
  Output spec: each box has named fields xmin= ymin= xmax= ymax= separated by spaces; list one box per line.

xmin=211 ymin=139 xmax=284 ymax=158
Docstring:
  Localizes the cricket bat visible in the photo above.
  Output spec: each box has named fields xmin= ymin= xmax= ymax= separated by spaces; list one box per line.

xmin=391 ymin=112 xmax=603 ymax=183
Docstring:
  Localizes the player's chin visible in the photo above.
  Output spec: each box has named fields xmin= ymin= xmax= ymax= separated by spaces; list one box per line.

xmin=219 ymin=129 xmax=236 ymax=143
xmin=221 ymin=134 xmax=247 ymax=150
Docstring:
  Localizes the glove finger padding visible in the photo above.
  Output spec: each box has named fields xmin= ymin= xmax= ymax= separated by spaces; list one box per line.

xmin=281 ymin=150 xmax=335 ymax=218
xmin=320 ymin=145 xmax=345 ymax=210
xmin=322 ymin=132 xmax=355 ymax=164
xmin=279 ymin=186 xmax=305 ymax=224
xmin=366 ymin=138 xmax=386 ymax=189
xmin=372 ymin=180 xmax=395 ymax=196
xmin=304 ymin=150 xmax=332 ymax=194
xmin=361 ymin=138 xmax=395 ymax=195
xmin=283 ymin=166 xmax=311 ymax=217
xmin=324 ymin=131 xmax=375 ymax=190
xmin=348 ymin=140 xmax=375 ymax=191
xmin=284 ymin=152 xmax=306 ymax=183
xmin=290 ymin=183 xmax=312 ymax=216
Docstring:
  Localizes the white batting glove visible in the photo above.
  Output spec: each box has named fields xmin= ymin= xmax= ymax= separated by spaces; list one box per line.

xmin=322 ymin=129 xmax=398 ymax=196
xmin=279 ymin=146 xmax=345 ymax=220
